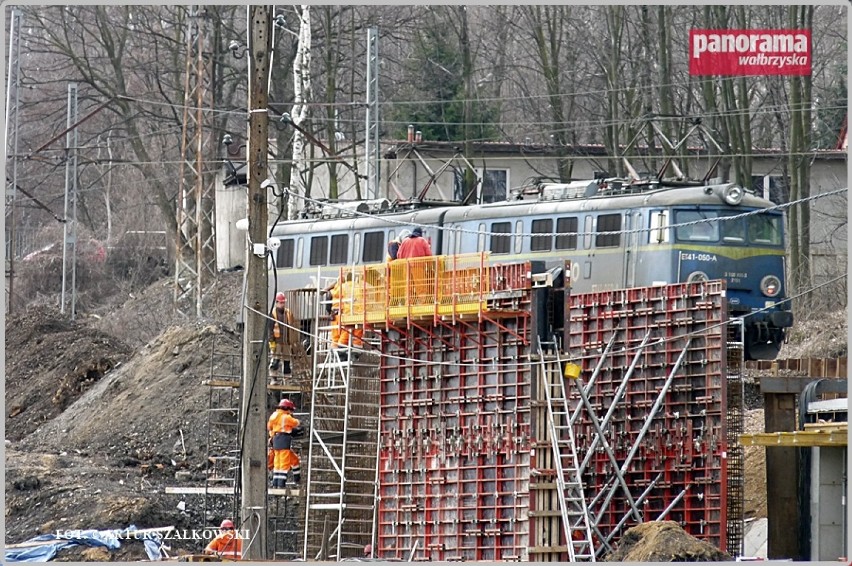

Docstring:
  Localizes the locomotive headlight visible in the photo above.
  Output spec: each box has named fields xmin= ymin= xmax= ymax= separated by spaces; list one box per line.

xmin=687 ymin=271 xmax=709 ymax=283
xmin=717 ymin=184 xmax=744 ymax=205
xmin=760 ymin=275 xmax=782 ymax=297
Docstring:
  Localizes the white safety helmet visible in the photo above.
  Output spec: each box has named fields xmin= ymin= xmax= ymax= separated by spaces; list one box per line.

xmin=398 ymin=229 xmax=411 ymax=242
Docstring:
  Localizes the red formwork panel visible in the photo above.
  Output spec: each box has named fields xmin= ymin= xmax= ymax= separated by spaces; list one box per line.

xmin=377 ymin=314 xmax=534 ymax=561
xmin=565 ymin=281 xmax=728 ymax=553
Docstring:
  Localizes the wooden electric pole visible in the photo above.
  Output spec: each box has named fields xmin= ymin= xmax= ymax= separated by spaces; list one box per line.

xmin=240 ymin=6 xmax=271 ymax=561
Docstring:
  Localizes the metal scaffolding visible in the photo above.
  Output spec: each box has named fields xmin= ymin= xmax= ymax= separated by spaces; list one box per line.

xmin=302 ymin=285 xmax=380 ymax=560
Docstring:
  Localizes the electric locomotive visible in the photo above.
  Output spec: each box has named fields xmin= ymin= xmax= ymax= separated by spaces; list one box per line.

xmin=268 ymin=176 xmax=792 ymax=360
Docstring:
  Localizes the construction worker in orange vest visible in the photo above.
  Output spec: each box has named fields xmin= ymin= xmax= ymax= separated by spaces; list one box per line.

xmin=267 ymin=398 xmax=301 ymax=488
xmin=396 ymin=227 xmax=434 ymax=304
xmin=204 ymin=518 xmax=243 ymax=559
xmin=386 ymin=229 xmax=411 ymax=262
xmin=328 ymin=272 xmax=363 ymax=360
xmin=268 ymin=292 xmax=298 ymax=380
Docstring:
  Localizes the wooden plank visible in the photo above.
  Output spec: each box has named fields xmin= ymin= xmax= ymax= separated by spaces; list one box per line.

xmin=740 ymin=429 xmax=847 ymax=447
xmin=803 ymin=422 xmax=846 ymax=432
xmin=165 ymin=486 xmax=236 ymax=494
xmin=528 ymin=545 xmax=569 ymax=553
xmin=164 ymin=485 xmax=301 ymax=496
xmin=201 ymin=379 xmax=240 ymax=388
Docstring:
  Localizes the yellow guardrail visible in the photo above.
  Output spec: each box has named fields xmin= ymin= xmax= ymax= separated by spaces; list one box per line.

xmin=337 ymin=253 xmax=497 ymax=325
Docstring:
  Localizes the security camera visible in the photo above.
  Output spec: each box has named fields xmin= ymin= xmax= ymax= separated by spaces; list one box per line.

xmin=228 ymin=39 xmax=241 ymax=52
xmin=280 ymin=112 xmax=293 ymax=125
xmin=260 ymin=178 xmax=275 ymax=190
xmin=222 ymin=133 xmax=233 ymax=146
xmin=266 ymin=237 xmax=281 ymax=252
xmin=274 ymin=14 xmax=287 ymax=28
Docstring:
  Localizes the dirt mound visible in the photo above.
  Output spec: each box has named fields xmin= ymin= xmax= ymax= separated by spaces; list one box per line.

xmin=604 ymin=521 xmax=732 ymax=562
xmin=5 ymin=274 xmax=244 ymax=555
xmin=5 ymin=305 xmax=133 ymax=442
xmin=21 ymin=324 xmax=240 ymax=464
xmin=780 ymin=308 xmax=847 ymax=359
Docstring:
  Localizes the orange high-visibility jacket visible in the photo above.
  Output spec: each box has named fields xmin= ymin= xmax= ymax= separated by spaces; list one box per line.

xmin=268 ymin=410 xmax=300 ymax=436
xmin=397 ymin=235 xmax=432 ymax=259
xmin=205 ymin=530 xmax=242 ymax=559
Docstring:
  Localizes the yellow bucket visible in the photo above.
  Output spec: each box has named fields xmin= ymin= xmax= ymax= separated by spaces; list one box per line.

xmin=563 ymin=363 xmax=582 ymax=380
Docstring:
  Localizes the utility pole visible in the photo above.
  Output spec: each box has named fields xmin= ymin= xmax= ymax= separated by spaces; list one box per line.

xmin=240 ymin=5 xmax=271 ymax=561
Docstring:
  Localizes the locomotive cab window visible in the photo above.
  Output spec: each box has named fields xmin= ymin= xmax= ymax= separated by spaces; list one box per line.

xmin=531 ymin=219 xmax=553 ymax=251
xmin=675 ymin=211 xmax=719 ymax=242
xmin=309 ymin=236 xmax=328 ymax=266
xmin=329 ymin=234 xmax=349 ymax=265
xmin=719 ymin=212 xmax=746 ymax=242
xmin=362 ymin=231 xmax=385 ymax=263
xmin=595 ymin=214 xmax=621 ymax=247
xmin=276 ymin=238 xmax=295 ymax=268
xmin=748 ymin=215 xmax=782 ymax=246
xmin=490 ymin=222 xmax=511 ymax=254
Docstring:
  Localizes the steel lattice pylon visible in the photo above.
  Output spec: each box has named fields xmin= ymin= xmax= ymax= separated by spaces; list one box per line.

xmin=175 ymin=6 xmax=217 ymax=317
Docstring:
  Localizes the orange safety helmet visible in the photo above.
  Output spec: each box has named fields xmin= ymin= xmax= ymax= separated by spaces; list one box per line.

xmin=275 ymin=292 xmax=286 ymax=302
xmin=220 ymin=519 xmax=235 ymax=529
xmin=278 ymin=398 xmax=296 ymax=411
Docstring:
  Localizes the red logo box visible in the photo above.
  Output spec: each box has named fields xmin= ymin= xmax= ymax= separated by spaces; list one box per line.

xmin=690 ymin=29 xmax=811 ymax=76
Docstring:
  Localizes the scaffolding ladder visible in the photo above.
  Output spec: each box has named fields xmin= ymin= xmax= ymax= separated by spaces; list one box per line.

xmin=303 ymin=285 xmax=380 ymax=561
xmin=537 ymin=341 xmax=596 ymax=562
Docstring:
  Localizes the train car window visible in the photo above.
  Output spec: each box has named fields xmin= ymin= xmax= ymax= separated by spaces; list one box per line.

xmin=514 ymin=220 xmax=524 ymax=254
xmin=362 ymin=231 xmax=385 ymax=263
xmin=276 ymin=238 xmax=295 ymax=268
xmin=748 ymin=215 xmax=782 ymax=245
xmin=555 ymin=217 xmax=578 ymax=250
xmin=296 ymin=237 xmax=304 ymax=268
xmin=329 ymin=234 xmax=348 ymax=265
xmin=490 ymin=222 xmax=511 ymax=254
xmin=675 ymin=211 xmax=719 ymax=242
xmin=478 ymin=223 xmax=486 ymax=252
xmin=531 ymin=219 xmax=553 ymax=251
xmin=309 ymin=236 xmax=328 ymax=266
xmin=595 ymin=214 xmax=622 ymax=247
